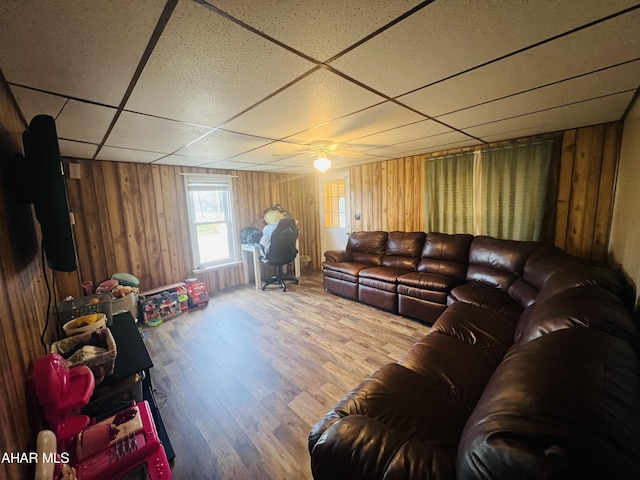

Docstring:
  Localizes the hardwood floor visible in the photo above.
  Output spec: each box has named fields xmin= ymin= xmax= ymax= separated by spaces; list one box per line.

xmin=142 ymin=271 xmax=431 ymax=480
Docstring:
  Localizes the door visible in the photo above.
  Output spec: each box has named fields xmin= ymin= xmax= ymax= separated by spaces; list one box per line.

xmin=319 ymin=171 xmax=350 ymax=254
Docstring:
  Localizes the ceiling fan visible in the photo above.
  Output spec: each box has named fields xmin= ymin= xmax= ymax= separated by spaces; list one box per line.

xmin=277 ymin=140 xmax=362 ymax=172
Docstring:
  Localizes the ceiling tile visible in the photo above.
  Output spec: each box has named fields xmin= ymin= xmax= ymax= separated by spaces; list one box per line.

xmin=229 ymin=141 xmax=309 ymax=163
xmin=355 ymin=119 xmax=454 ymax=149
xmin=267 ymin=156 xmax=313 ymax=168
xmin=59 ymin=140 xmax=98 ymax=160
xmin=10 ymin=86 xmax=67 ymax=124
xmin=466 ymin=91 xmax=635 ymax=141
xmin=0 ymin=0 xmax=167 ymax=106
xmin=365 ymin=131 xmax=478 ymax=157
xmin=96 ymin=146 xmax=165 ymax=164
xmin=287 ymin=101 xmax=426 ymax=145
xmin=125 ymin=0 xmax=315 ymax=127
xmin=174 ymin=129 xmax=273 ymax=160
xmin=399 ymin=10 xmax=640 ymax=117
xmin=224 ymin=69 xmax=385 ymax=138
xmin=329 ymin=0 xmax=640 ymax=97
xmin=209 ymin=0 xmax=423 ymax=61
xmin=56 ymin=101 xmax=117 ymax=144
xmin=439 ymin=62 xmax=640 ymax=129
xmin=106 ymin=112 xmax=213 ymax=153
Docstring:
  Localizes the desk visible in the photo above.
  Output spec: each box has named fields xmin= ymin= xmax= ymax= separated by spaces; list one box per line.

xmin=242 ymin=242 xmax=301 ymax=290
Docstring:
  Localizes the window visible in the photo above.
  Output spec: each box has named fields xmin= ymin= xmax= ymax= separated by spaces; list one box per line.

xmin=426 ymin=139 xmax=554 ymax=241
xmin=184 ymin=174 xmax=237 ymax=269
xmin=324 ymin=180 xmax=347 ymax=228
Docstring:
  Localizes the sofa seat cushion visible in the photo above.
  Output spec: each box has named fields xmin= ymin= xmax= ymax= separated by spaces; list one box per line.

xmin=430 ymin=302 xmax=517 ymax=364
xmin=397 ymin=271 xmax=465 ymax=292
xmin=397 ymin=285 xmax=448 ymax=304
xmin=514 ymin=285 xmax=639 ymax=346
xmin=309 ymin=363 xmax=472 ymax=480
xmin=399 ymin=332 xmax=502 ymax=408
xmin=359 ymin=266 xmax=409 ymax=283
xmin=323 ymin=261 xmax=370 ymax=278
xmin=449 ymin=281 xmax=523 ymax=321
xmin=458 ymin=328 xmax=640 ymax=479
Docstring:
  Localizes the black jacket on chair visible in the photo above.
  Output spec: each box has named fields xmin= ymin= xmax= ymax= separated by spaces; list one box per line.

xmin=260 ymin=218 xmax=299 ymax=291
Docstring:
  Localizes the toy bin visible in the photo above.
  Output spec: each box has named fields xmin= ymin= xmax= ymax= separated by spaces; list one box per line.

xmin=50 ymin=327 xmax=117 ymax=384
xmin=57 ymin=294 xmax=113 ymax=332
xmin=140 ymin=291 xmax=182 ymax=326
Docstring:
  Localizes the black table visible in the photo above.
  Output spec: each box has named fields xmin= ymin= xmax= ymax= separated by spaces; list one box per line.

xmin=107 ymin=311 xmax=153 ymax=382
xmin=91 ymin=312 xmax=175 ymax=461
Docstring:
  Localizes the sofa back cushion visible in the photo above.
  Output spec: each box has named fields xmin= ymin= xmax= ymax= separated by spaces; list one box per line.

xmin=504 ymin=244 xmax=574 ymax=308
xmin=536 ymin=261 xmax=631 ymax=305
xmin=346 ymin=231 xmax=388 ymax=266
xmin=417 ymin=232 xmax=473 ymax=280
xmin=514 ymin=285 xmax=638 ymax=346
xmin=522 ymin=244 xmax=576 ymax=290
xmin=382 ymin=231 xmax=426 ymax=270
xmin=466 ymin=236 xmax=539 ymax=290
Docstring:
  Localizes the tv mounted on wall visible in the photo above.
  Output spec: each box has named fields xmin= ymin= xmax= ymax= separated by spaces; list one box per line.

xmin=22 ymin=114 xmax=77 ymax=272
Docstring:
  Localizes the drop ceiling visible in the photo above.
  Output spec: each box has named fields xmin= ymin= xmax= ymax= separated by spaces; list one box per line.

xmin=1 ymin=0 xmax=639 ymax=174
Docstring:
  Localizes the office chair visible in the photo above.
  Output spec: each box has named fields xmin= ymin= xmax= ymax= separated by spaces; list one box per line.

xmin=260 ymin=217 xmax=299 ymax=291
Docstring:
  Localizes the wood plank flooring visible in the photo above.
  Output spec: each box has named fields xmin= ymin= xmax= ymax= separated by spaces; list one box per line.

xmin=141 ymin=271 xmax=431 ymax=480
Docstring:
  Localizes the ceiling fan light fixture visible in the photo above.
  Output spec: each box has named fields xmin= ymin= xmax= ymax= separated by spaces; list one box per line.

xmin=314 ymin=155 xmax=331 ymax=172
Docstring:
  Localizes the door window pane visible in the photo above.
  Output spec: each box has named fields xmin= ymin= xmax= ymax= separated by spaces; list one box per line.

xmin=324 ymin=180 xmax=346 ymax=228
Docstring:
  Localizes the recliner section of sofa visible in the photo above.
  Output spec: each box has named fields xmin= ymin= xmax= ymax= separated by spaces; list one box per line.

xmin=323 ymin=230 xmax=387 ymax=300
xmin=312 ymin=230 xmax=640 ymax=479
xmin=397 ymin=232 xmax=473 ymax=324
xmin=358 ymin=231 xmax=426 ymax=313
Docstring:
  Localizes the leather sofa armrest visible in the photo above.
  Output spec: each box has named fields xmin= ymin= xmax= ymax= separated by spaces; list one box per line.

xmin=324 ymin=250 xmax=350 ymax=263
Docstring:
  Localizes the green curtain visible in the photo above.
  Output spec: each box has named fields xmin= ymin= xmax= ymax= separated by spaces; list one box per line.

xmin=426 ymin=151 xmax=475 ymax=234
xmin=426 ymin=139 xmax=554 ymax=241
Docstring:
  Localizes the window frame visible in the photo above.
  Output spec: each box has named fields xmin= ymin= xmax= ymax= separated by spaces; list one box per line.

xmin=184 ymin=173 xmax=238 ymax=270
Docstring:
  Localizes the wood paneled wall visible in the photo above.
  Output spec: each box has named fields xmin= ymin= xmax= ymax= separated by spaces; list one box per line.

xmin=61 ymin=161 xmax=320 ymax=298
xmin=350 ymin=156 xmax=426 ymax=233
xmin=0 ymin=74 xmax=51 ymax=480
xmin=555 ymin=123 xmax=621 ymax=261
xmin=63 ymin=122 xmax=621 ymax=299
xmin=346 ymin=124 xmax=620 ymax=262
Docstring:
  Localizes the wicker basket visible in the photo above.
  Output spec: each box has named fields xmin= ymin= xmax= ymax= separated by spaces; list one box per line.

xmin=50 ymin=327 xmax=117 ymax=384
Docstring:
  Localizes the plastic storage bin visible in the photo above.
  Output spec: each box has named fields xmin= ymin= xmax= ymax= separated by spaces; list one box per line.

xmin=111 ymin=292 xmax=139 ymax=322
xmin=57 ymin=294 xmax=113 ymax=331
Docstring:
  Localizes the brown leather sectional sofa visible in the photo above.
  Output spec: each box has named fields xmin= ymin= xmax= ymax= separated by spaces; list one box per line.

xmin=310 ymin=231 xmax=640 ymax=479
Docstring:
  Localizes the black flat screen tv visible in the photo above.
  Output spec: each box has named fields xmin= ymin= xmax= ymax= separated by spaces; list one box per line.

xmin=22 ymin=114 xmax=77 ymax=272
